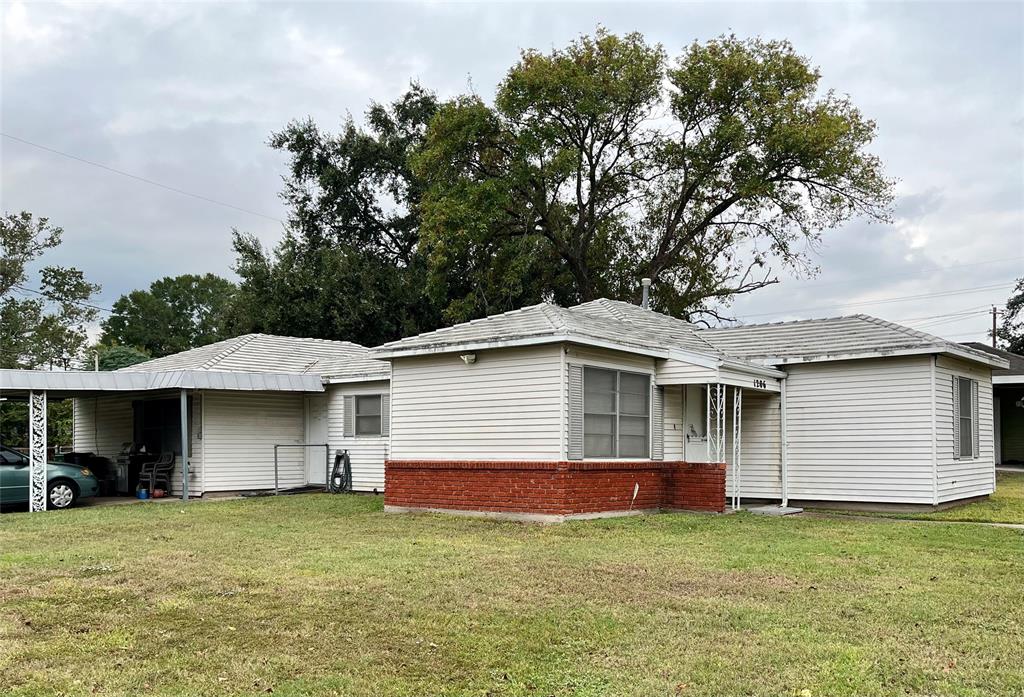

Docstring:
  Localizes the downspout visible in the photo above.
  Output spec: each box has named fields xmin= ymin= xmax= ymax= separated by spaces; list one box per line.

xmin=930 ymin=355 xmax=938 ymax=506
xmin=200 ymin=391 xmax=206 ymax=497
xmin=180 ymin=389 xmax=189 ymax=502
xmin=558 ymin=344 xmax=567 ymax=460
xmin=780 ymin=377 xmax=789 ymax=508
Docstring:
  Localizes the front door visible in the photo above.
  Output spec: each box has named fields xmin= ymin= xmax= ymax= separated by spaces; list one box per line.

xmin=305 ymin=396 xmax=330 ymax=485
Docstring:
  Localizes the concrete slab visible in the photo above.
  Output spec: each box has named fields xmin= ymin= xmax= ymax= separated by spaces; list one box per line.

xmin=747 ymin=505 xmax=804 ymax=516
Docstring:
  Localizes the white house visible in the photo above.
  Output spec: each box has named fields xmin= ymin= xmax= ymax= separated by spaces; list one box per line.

xmin=371 ymin=299 xmax=1008 ymax=519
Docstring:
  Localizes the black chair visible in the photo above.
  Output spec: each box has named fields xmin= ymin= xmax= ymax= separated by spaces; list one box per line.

xmin=138 ymin=452 xmax=175 ymax=494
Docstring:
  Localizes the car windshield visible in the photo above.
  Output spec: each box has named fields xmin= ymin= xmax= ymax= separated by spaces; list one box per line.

xmin=0 ymin=447 xmax=29 ymax=465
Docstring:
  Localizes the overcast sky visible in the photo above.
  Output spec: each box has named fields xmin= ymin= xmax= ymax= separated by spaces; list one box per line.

xmin=2 ymin=1 xmax=1022 ymax=343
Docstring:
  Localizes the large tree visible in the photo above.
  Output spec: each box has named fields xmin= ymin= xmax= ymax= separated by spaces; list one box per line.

xmin=230 ymin=85 xmax=442 ymax=345
xmin=997 ymin=277 xmax=1024 ymax=353
xmin=0 ymin=211 xmax=101 ymax=369
xmin=101 ymin=274 xmax=237 ymax=358
xmin=415 ymin=31 xmax=894 ymax=321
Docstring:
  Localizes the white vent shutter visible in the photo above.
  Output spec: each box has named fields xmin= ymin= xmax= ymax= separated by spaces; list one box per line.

xmin=952 ymin=376 xmax=960 ymax=460
xmin=972 ymin=379 xmax=979 ymax=458
xmin=381 ymin=393 xmax=390 ymax=437
xmin=651 ymin=385 xmax=664 ymax=460
xmin=343 ymin=395 xmax=355 ymax=437
xmin=567 ymin=364 xmax=584 ymax=460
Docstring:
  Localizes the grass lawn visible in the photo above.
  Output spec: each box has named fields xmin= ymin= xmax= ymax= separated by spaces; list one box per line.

xmin=812 ymin=471 xmax=1024 ymax=525
xmin=1 ymin=496 xmax=1022 ymax=697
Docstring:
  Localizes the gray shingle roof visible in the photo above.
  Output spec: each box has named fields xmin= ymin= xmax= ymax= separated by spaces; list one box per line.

xmin=701 ymin=315 xmax=1006 ymax=367
xmin=372 ymin=301 xmax=1006 ymax=370
xmin=372 ymin=300 xmax=721 ymax=359
xmin=962 ymin=342 xmax=1024 ymax=377
xmin=122 ymin=334 xmax=389 ymax=381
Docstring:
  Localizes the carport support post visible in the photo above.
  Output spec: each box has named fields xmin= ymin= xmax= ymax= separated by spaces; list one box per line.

xmin=180 ymin=389 xmax=189 ymax=501
xmin=28 ymin=391 xmax=47 ymax=512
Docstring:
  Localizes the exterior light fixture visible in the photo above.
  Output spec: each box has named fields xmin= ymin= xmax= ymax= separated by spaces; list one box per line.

xmin=460 ymin=354 xmax=477 ymax=365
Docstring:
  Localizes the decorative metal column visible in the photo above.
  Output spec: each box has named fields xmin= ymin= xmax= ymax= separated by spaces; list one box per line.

xmin=731 ymin=386 xmax=743 ymax=510
xmin=706 ymin=383 xmax=725 ymax=463
xmin=29 ymin=391 xmax=47 ymax=512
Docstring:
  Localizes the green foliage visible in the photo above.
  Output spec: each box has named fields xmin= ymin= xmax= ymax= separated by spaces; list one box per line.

xmin=0 ymin=211 xmax=101 ymax=369
xmin=998 ymin=277 xmax=1024 ymax=353
xmin=230 ymin=85 xmax=443 ymax=345
xmin=0 ymin=401 xmax=72 ymax=450
xmin=101 ymin=274 xmax=237 ymax=358
xmin=415 ymin=31 xmax=894 ymax=322
xmin=81 ymin=343 xmax=151 ymax=371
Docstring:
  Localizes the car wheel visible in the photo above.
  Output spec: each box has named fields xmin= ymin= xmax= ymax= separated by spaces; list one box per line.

xmin=47 ymin=480 xmax=78 ymax=510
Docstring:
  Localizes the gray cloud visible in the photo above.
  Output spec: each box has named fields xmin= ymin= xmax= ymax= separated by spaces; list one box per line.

xmin=2 ymin=1 xmax=1021 ymax=343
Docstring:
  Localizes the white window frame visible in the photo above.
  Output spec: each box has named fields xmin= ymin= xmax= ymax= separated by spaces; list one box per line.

xmin=956 ymin=376 xmax=975 ymax=460
xmin=582 ymin=366 xmax=651 ymax=459
xmin=354 ymin=394 xmax=383 ymax=437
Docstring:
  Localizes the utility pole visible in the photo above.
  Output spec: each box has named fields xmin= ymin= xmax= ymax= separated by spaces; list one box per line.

xmin=992 ymin=306 xmax=1001 ymax=348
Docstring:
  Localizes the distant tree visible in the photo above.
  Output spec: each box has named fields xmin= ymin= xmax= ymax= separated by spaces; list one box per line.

xmin=101 ymin=274 xmax=236 ymax=358
xmin=79 ymin=343 xmax=151 ymax=371
xmin=0 ymin=211 xmax=101 ymax=369
xmin=415 ymin=31 xmax=894 ymax=322
xmin=998 ymin=277 xmax=1024 ymax=353
xmin=230 ymin=84 xmax=442 ymax=345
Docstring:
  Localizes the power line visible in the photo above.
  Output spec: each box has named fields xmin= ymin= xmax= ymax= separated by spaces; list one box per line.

xmin=1 ymin=132 xmax=285 ymax=224
xmin=739 ymin=282 xmax=1015 ymax=320
xmin=12 ymin=284 xmax=113 ymax=313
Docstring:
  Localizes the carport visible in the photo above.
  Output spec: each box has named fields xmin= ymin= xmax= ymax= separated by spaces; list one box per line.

xmin=0 ymin=369 xmax=323 ymax=511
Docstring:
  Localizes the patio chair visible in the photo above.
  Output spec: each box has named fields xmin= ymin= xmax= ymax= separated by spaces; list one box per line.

xmin=138 ymin=452 xmax=175 ymax=494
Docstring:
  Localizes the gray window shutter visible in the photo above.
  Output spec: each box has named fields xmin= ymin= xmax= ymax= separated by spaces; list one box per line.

xmin=972 ymin=379 xmax=979 ymax=458
xmin=567 ymin=364 xmax=583 ymax=460
xmin=651 ymin=385 xmax=664 ymax=461
xmin=343 ymin=395 xmax=355 ymax=438
xmin=952 ymin=376 xmax=960 ymax=460
xmin=381 ymin=393 xmax=390 ymax=437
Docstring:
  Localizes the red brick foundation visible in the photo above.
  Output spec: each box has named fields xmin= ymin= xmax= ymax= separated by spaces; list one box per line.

xmin=384 ymin=460 xmax=726 ymax=517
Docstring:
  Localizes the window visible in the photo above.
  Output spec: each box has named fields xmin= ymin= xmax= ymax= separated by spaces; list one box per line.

xmin=957 ymin=376 xmax=974 ymax=459
xmin=1 ymin=447 xmax=27 ymax=465
xmin=355 ymin=395 xmax=382 ymax=436
xmin=583 ymin=367 xmax=650 ymax=458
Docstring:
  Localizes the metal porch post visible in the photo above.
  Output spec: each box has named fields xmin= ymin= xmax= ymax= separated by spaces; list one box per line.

xmin=29 ymin=391 xmax=47 ymax=512
xmin=180 ymin=389 xmax=189 ymax=501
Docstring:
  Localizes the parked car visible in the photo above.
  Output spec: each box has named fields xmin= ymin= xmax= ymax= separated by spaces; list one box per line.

xmin=0 ymin=446 xmax=100 ymax=510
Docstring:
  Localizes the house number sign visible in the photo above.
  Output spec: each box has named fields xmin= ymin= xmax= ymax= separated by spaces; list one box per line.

xmin=752 ymin=379 xmax=767 ymax=389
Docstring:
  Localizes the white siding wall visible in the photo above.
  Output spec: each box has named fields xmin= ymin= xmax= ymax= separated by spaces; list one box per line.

xmin=784 ymin=356 xmax=936 ymax=504
xmin=325 ymin=381 xmax=389 ymax=492
xmin=201 ymin=391 xmax=304 ymax=492
xmin=657 ymin=358 xmax=716 ymax=384
xmin=935 ymin=356 xmax=995 ymax=502
xmin=664 ymin=385 xmax=684 ymax=460
xmin=724 ymin=390 xmax=782 ymax=499
xmin=390 ymin=345 xmax=564 ymax=460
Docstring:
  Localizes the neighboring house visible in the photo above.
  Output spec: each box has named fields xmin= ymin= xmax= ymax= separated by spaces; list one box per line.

xmin=371 ymin=300 xmax=1008 ymax=520
xmin=2 ymin=334 xmax=391 ymax=500
xmin=962 ymin=342 xmax=1024 ymax=465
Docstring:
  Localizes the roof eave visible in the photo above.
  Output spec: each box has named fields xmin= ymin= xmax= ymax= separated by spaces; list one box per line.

xmin=372 ymin=333 xmax=673 ymax=360
xmin=742 ymin=345 xmax=1010 ymax=368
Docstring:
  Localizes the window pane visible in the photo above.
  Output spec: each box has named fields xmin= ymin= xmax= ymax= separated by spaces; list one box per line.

xmin=619 ymin=435 xmax=649 ymax=458
xmin=356 ymin=395 xmax=382 ymax=417
xmin=356 ymin=415 xmax=382 ymax=436
xmin=584 ymin=368 xmax=616 ymax=413
xmin=619 ymin=415 xmax=649 ymax=437
xmin=584 ymin=414 xmax=616 ymax=457
xmin=957 ymin=378 xmax=972 ymax=418
xmin=959 ymin=417 xmax=973 ymax=458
